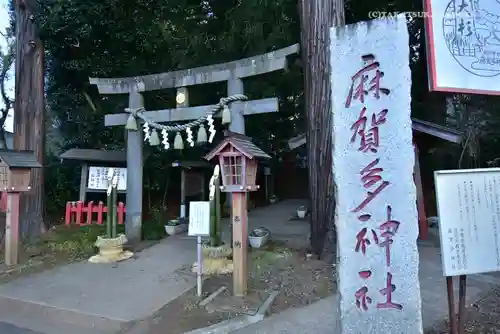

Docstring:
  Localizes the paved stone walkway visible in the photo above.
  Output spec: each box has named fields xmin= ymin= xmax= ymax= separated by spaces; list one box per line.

xmin=232 ymin=238 xmax=500 ymax=333
xmin=0 ymin=322 xmax=44 ymax=334
xmin=2 ymin=202 xmax=498 ymax=334
xmin=0 ymin=236 xmax=198 ymax=334
xmin=0 ymin=200 xmax=309 ymax=334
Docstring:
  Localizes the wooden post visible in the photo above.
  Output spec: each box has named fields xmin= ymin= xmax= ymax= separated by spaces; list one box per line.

xmin=14 ymin=0 xmax=46 ymax=237
xmin=231 ymin=192 xmax=248 ymax=296
xmin=201 ymin=174 xmax=206 ymax=201
xmin=5 ymin=192 xmax=20 ymax=266
xmin=413 ymin=144 xmax=428 ymax=240
xmin=126 ymin=91 xmax=143 ymax=243
xmin=79 ymin=163 xmax=88 ymax=202
xmin=227 ymin=78 xmax=245 ymax=210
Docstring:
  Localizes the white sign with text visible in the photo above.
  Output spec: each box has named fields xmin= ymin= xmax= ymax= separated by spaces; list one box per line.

xmin=435 ymin=168 xmax=500 ymax=276
xmin=87 ymin=167 xmax=127 ymax=191
xmin=188 ymin=201 xmax=211 ymax=236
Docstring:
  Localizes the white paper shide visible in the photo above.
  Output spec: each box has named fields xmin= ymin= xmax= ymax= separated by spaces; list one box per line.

xmin=331 ymin=15 xmax=423 ymax=333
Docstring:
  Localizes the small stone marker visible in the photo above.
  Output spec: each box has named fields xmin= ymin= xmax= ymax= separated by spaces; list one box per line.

xmin=331 ymin=15 xmax=423 ymax=333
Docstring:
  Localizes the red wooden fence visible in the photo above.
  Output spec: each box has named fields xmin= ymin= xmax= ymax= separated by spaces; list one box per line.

xmin=65 ymin=201 xmax=126 ymax=226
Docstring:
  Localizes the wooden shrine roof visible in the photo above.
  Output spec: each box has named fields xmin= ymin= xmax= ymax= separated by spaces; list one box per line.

xmin=287 ymin=118 xmax=463 ymax=150
xmin=0 ymin=150 xmax=42 ymax=168
xmin=60 ymin=148 xmax=127 ymax=163
xmin=171 ymin=160 xmax=212 ymax=169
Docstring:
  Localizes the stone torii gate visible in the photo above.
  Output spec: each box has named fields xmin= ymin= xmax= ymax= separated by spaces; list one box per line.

xmin=89 ymin=44 xmax=299 ymax=242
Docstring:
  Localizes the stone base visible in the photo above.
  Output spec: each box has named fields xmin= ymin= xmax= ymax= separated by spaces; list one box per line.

xmin=88 ymin=250 xmax=134 ymax=264
xmin=192 ymin=258 xmax=234 ymax=275
xmin=193 ymin=244 xmax=234 ymax=275
xmin=89 ymin=234 xmax=134 ymax=264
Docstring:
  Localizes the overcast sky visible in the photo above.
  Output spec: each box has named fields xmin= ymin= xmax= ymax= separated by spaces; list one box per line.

xmin=0 ymin=0 xmax=14 ymax=133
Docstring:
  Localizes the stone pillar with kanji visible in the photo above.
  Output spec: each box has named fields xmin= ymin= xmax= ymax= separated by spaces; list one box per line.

xmin=331 ymin=15 xmax=423 ymax=333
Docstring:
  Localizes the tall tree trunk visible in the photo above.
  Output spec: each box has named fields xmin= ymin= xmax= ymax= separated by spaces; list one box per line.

xmin=14 ymin=0 xmax=46 ymax=239
xmin=298 ymin=0 xmax=345 ymax=262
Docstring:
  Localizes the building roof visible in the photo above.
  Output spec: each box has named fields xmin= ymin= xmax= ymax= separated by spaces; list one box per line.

xmin=205 ymin=132 xmax=271 ymax=161
xmin=171 ymin=160 xmax=212 ymax=169
xmin=60 ymin=148 xmax=127 ymax=163
xmin=0 ymin=150 xmax=42 ymax=168
xmin=287 ymin=118 xmax=464 ymax=149
xmin=411 ymin=118 xmax=462 ymax=144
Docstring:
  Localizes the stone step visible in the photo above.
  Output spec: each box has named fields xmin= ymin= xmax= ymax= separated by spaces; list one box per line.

xmin=0 ymin=296 xmax=125 ymax=334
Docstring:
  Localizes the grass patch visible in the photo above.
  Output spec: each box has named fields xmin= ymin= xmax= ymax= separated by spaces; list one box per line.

xmin=29 ymin=224 xmax=122 ymax=261
xmin=0 ymin=219 xmax=168 ymax=283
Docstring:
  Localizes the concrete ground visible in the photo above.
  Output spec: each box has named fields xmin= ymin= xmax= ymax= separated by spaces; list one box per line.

xmin=0 ymin=322 xmax=44 ymax=334
xmin=218 ymin=199 xmax=310 ymax=248
xmin=0 ymin=200 xmax=309 ymax=334
xmin=0 ymin=236 xmax=198 ymax=334
xmin=0 ymin=201 xmax=498 ymax=334
xmin=232 ymin=235 xmax=500 ymax=333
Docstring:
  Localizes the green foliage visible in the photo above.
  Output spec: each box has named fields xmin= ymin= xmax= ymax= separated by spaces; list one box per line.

xmin=142 ymin=219 xmax=167 ymax=240
xmin=142 ymin=206 xmax=167 ymax=240
xmin=36 ymin=0 xmax=486 ymax=228
xmin=37 ymin=0 xmax=305 ymax=219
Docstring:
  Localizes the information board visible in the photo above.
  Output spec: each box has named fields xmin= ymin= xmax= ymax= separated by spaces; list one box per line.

xmin=435 ymin=168 xmax=500 ymax=276
xmin=188 ymin=201 xmax=210 ymax=236
xmin=87 ymin=167 xmax=127 ymax=191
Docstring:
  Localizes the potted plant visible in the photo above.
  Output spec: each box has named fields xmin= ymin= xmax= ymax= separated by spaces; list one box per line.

xmin=164 ymin=218 xmax=188 ymax=235
xmin=297 ymin=205 xmax=307 ymax=219
xmin=89 ymin=169 xmax=133 ymax=264
xmin=269 ymin=194 xmax=278 ymax=204
xmin=248 ymin=227 xmax=270 ymax=248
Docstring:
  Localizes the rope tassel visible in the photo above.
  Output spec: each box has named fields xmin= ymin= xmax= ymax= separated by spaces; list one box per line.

xmin=221 ymin=104 xmax=231 ymax=124
xmin=126 ymin=114 xmax=138 ymax=131
xmin=149 ymin=129 xmax=160 ymax=146
xmin=174 ymin=132 xmax=184 ymax=150
xmin=197 ymin=124 xmax=207 ymax=144
xmin=123 ymin=94 xmax=248 ymax=149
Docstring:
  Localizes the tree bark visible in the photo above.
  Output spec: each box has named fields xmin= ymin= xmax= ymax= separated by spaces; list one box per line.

xmin=14 ymin=0 xmax=46 ymax=238
xmin=298 ymin=0 xmax=345 ymax=261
